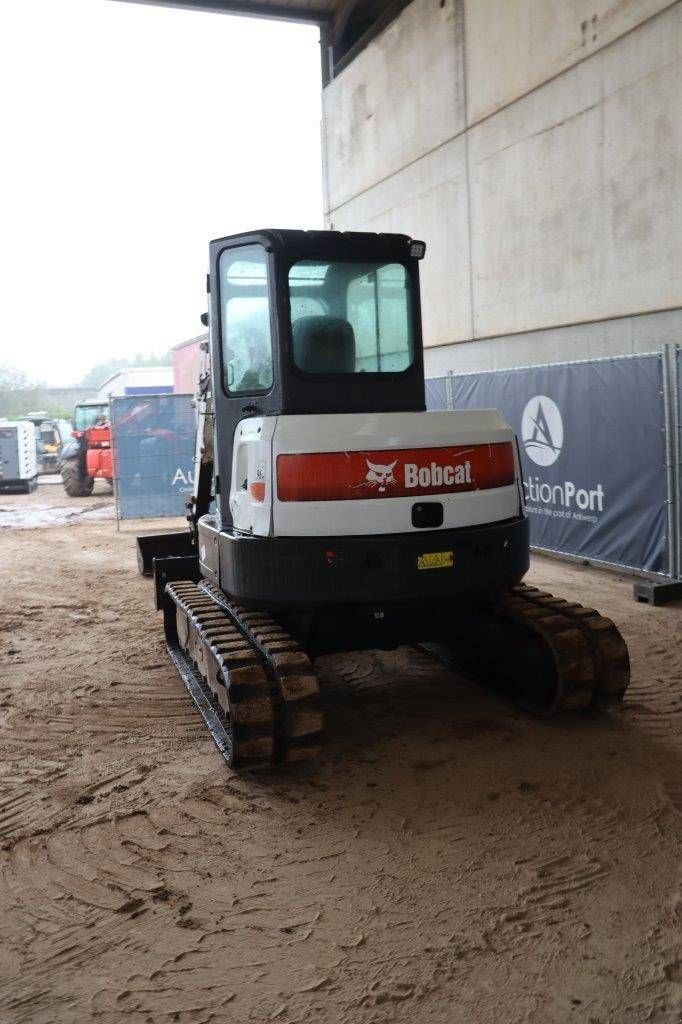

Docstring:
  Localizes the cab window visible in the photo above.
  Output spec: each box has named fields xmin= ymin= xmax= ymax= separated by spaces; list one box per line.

xmin=219 ymin=245 xmax=274 ymax=394
xmin=288 ymin=260 xmax=413 ymax=375
xmin=74 ymin=404 xmax=108 ymax=430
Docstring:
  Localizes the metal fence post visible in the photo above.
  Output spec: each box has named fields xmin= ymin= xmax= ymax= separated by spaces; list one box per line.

xmin=633 ymin=344 xmax=682 ymax=603
xmin=667 ymin=346 xmax=675 ymax=581
xmin=659 ymin=344 xmax=675 ymax=581
xmin=445 ymin=370 xmax=454 ymax=411
xmin=109 ymin=396 xmax=121 ymax=531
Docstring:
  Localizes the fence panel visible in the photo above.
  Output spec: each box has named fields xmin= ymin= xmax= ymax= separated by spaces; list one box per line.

xmin=425 ymin=375 xmax=448 ymax=411
xmin=427 ymin=355 xmax=669 ymax=575
xmin=111 ymin=394 xmax=196 ymax=519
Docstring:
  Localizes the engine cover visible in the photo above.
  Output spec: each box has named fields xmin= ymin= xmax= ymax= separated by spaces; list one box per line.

xmin=229 ymin=411 xmax=522 ymax=539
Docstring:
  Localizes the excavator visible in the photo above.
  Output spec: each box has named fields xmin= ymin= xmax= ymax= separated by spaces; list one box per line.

xmin=137 ymin=229 xmax=630 ymax=770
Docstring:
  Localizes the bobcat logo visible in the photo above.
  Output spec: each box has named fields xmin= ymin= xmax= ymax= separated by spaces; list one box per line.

xmin=365 ymin=458 xmax=397 ymax=492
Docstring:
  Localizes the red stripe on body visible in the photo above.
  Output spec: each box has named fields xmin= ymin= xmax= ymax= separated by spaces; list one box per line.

xmin=277 ymin=442 xmax=515 ymax=502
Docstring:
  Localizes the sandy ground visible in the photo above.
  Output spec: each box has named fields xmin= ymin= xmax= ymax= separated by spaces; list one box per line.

xmin=0 ymin=481 xmax=680 ymax=1024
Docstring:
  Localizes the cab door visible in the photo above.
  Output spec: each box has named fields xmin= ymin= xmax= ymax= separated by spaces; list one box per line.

xmin=208 ymin=238 xmax=281 ymax=530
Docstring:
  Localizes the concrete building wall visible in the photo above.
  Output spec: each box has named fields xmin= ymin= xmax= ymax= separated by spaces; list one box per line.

xmin=464 ymin=0 xmax=674 ymax=123
xmin=322 ymin=0 xmax=682 ymax=374
xmin=323 ymin=0 xmax=465 ymax=211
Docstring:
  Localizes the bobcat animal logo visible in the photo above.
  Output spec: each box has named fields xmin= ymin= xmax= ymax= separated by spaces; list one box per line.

xmin=365 ymin=458 xmax=397 ymax=492
xmin=521 ymin=395 xmax=564 ymax=467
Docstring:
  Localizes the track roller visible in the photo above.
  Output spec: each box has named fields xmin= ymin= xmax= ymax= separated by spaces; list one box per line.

xmin=509 ymin=585 xmax=630 ymax=705
xmin=199 ymin=583 xmax=325 ymax=764
xmin=432 ymin=582 xmax=630 ymax=716
xmin=163 ymin=581 xmax=324 ymax=769
xmin=164 ymin=582 xmax=275 ymax=769
xmin=490 ymin=589 xmax=596 ymax=714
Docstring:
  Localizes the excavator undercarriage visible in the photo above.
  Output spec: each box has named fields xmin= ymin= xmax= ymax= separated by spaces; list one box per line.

xmin=157 ymin=572 xmax=629 ymax=770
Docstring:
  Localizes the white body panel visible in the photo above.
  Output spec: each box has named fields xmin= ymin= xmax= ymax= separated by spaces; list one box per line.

xmin=0 ymin=421 xmax=38 ymax=482
xmin=229 ymin=411 xmax=521 ymax=539
xmin=229 ymin=416 xmax=276 ymax=536
xmin=18 ymin=422 xmax=37 ymax=479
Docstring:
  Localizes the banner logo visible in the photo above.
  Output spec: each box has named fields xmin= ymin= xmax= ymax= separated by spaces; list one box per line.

xmin=522 ymin=395 xmax=564 ymax=466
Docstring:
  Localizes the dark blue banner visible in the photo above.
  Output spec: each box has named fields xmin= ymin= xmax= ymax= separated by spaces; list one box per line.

xmin=111 ymin=395 xmax=196 ymax=519
xmin=428 ymin=356 xmax=668 ymax=574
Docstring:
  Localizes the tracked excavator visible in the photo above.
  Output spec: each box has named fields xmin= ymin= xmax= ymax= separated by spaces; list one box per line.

xmin=137 ymin=229 xmax=630 ymax=770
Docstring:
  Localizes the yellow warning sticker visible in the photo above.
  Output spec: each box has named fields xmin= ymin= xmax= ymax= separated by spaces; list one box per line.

xmin=417 ymin=550 xmax=454 ymax=570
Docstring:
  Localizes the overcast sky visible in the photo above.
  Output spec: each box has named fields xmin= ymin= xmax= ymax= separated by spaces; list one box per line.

xmin=0 ymin=0 xmax=323 ymax=387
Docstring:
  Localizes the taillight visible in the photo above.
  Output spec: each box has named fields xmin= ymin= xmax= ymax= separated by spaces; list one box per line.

xmin=277 ymin=442 xmax=515 ymax=502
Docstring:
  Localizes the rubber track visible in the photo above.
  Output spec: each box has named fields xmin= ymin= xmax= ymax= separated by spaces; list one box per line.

xmin=165 ymin=582 xmax=275 ymax=770
xmin=426 ymin=583 xmax=630 ymax=715
xmin=491 ymin=588 xmax=597 ymax=714
xmin=509 ymin=584 xmax=630 ymax=705
xmin=199 ymin=582 xmax=324 ymax=765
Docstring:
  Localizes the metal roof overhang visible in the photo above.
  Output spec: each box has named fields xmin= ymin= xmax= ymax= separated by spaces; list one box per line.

xmin=112 ymin=0 xmax=338 ymax=26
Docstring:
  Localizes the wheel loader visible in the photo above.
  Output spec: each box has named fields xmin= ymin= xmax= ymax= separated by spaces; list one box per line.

xmin=60 ymin=400 xmax=113 ymax=496
xmin=137 ymin=229 xmax=630 ymax=770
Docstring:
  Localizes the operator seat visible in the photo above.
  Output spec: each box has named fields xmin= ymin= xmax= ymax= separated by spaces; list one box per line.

xmin=292 ymin=316 xmax=356 ymax=374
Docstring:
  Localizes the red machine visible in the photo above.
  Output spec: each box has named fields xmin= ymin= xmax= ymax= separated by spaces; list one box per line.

xmin=59 ymin=401 xmax=113 ymax=496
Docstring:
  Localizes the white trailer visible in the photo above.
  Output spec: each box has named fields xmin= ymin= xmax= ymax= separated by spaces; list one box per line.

xmin=0 ymin=420 xmax=38 ymax=493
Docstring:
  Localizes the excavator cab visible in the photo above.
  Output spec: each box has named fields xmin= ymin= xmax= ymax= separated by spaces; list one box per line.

xmin=138 ymin=229 xmax=428 ymax=569
xmin=209 ymin=230 xmax=427 ymax=529
xmin=136 ymin=229 xmax=629 ymax=771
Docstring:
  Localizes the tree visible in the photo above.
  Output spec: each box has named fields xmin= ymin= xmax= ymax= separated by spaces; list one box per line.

xmin=79 ymin=351 xmax=172 ymax=389
xmin=0 ymin=363 xmax=45 ymax=389
xmin=0 ymin=364 xmax=71 ymax=419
